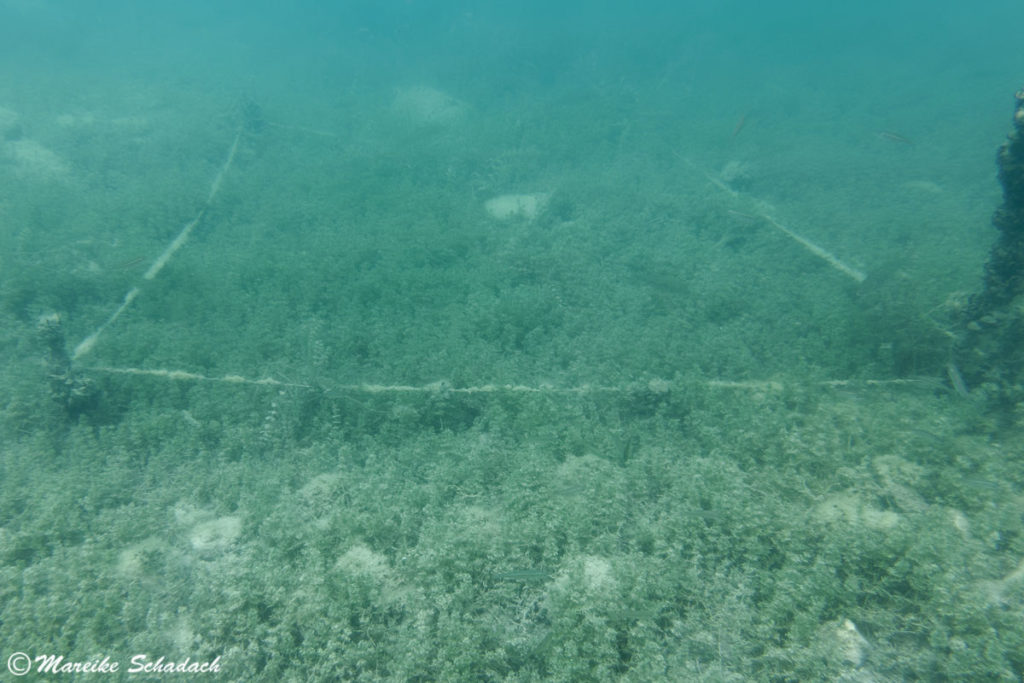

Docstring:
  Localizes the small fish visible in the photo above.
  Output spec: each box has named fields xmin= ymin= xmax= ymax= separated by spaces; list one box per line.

xmin=946 ymin=362 xmax=969 ymax=397
xmin=963 ymin=477 xmax=1000 ymax=492
xmin=727 ymin=209 xmax=758 ymax=222
xmin=877 ymin=130 xmax=913 ymax=145
xmin=732 ymin=113 xmax=749 ymax=139
xmin=115 ymin=256 xmax=147 ymax=270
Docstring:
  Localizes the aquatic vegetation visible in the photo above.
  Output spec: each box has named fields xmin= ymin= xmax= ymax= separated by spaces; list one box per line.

xmin=2 ymin=10 xmax=1023 ymax=680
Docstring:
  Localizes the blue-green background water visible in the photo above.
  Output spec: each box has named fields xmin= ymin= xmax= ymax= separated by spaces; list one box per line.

xmin=2 ymin=1 xmax=1024 ymax=680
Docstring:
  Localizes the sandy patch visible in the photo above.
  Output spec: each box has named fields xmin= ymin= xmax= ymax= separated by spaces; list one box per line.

xmin=484 ymin=193 xmax=548 ymax=221
xmin=812 ymin=492 xmax=901 ymax=530
xmin=189 ymin=516 xmax=242 ymax=556
xmin=0 ymin=106 xmax=18 ymax=135
xmin=392 ymin=85 xmax=466 ymax=126
xmin=4 ymin=138 xmax=69 ymax=178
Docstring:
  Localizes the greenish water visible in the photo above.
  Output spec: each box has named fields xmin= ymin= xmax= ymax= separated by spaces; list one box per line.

xmin=2 ymin=2 xmax=1024 ymax=680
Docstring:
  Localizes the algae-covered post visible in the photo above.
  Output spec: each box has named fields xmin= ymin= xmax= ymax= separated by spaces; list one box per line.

xmin=37 ymin=312 xmax=96 ymax=422
xmin=954 ymin=87 xmax=1024 ymax=424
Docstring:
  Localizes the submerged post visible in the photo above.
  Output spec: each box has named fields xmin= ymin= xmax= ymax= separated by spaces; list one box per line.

xmin=38 ymin=312 xmax=97 ymax=423
xmin=954 ymin=87 xmax=1024 ymax=425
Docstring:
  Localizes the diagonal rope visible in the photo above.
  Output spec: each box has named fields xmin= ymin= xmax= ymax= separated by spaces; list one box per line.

xmin=71 ymin=130 xmax=242 ymax=361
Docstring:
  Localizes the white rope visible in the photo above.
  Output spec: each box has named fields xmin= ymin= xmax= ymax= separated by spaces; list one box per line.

xmin=693 ymin=161 xmax=866 ymax=283
xmin=83 ymin=365 xmax=929 ymax=395
xmin=72 ymin=131 xmax=242 ymax=361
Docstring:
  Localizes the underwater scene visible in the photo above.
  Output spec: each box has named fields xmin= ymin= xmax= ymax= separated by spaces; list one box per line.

xmin=2 ymin=1 xmax=1024 ymax=680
